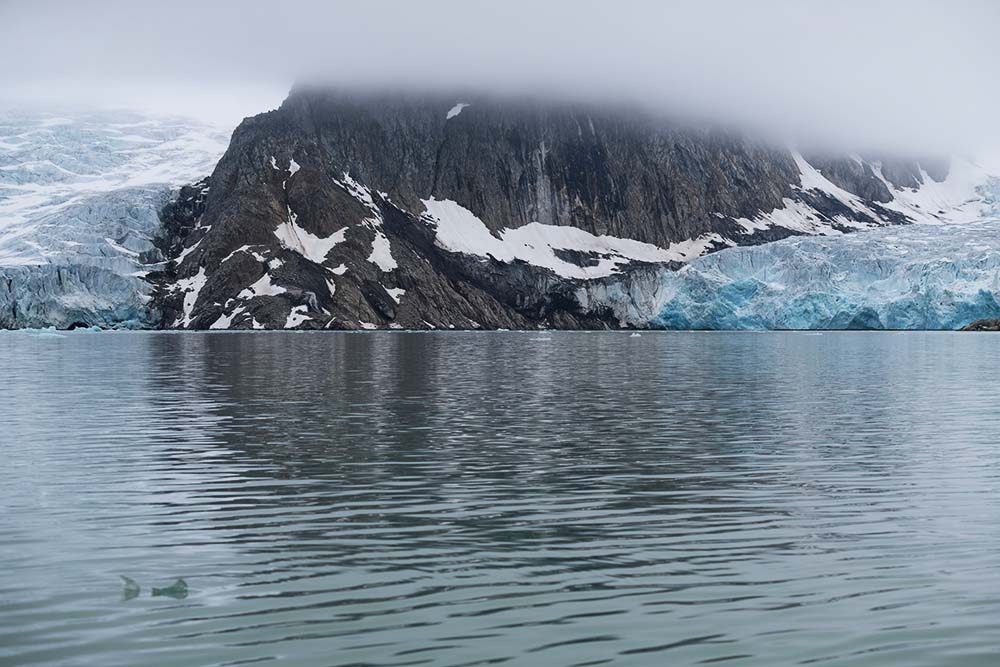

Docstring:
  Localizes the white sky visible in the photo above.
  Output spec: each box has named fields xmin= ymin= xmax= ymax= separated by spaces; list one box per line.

xmin=0 ymin=0 xmax=998 ymax=157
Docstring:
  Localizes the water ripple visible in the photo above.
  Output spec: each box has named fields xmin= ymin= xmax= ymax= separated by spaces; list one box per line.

xmin=1 ymin=331 xmax=1000 ymax=666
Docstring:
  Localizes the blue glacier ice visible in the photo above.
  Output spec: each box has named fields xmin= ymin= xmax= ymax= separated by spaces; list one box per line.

xmin=650 ymin=221 xmax=1000 ymax=330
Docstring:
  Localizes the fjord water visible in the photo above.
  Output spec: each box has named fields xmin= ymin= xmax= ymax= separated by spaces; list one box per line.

xmin=2 ymin=331 xmax=999 ymax=667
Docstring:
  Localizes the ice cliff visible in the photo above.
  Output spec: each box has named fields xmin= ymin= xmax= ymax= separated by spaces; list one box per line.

xmin=642 ymin=219 xmax=1000 ymax=330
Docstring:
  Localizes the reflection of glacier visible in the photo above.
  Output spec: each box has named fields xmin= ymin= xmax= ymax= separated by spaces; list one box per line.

xmin=651 ymin=220 xmax=1000 ymax=330
xmin=0 ymin=110 xmax=227 ymax=328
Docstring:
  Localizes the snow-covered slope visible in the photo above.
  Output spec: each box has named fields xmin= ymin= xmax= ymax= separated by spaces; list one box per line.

xmin=732 ymin=153 xmax=999 ymax=237
xmin=0 ymin=109 xmax=227 ymax=327
xmin=637 ymin=219 xmax=1000 ymax=330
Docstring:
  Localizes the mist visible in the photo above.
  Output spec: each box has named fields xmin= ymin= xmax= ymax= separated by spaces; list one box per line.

xmin=1 ymin=0 xmax=998 ymax=157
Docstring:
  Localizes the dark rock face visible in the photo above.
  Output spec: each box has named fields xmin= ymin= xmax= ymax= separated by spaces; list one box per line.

xmin=145 ymin=89 xmax=949 ymax=330
xmin=961 ymin=319 xmax=1000 ymax=331
xmin=803 ymin=154 xmax=893 ymax=203
xmin=874 ymin=156 xmax=952 ymax=190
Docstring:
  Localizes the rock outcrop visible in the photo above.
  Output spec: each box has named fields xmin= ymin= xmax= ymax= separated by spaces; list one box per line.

xmin=961 ymin=319 xmax=1000 ymax=331
xmin=147 ymin=88 xmax=991 ymax=330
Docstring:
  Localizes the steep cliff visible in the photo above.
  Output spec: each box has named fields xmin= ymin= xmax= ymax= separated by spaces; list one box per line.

xmin=149 ymin=88 xmax=993 ymax=330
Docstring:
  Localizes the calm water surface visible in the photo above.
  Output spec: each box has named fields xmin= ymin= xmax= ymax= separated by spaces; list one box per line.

xmin=1 ymin=331 xmax=999 ymax=666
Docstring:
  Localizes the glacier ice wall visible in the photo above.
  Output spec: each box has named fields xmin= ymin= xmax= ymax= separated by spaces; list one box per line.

xmin=0 ymin=110 xmax=227 ymax=328
xmin=649 ymin=221 xmax=1000 ymax=330
xmin=0 ymin=264 xmax=151 ymax=329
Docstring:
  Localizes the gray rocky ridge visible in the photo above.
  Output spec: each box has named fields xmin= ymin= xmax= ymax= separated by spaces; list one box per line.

xmin=146 ymin=88 xmax=978 ymax=331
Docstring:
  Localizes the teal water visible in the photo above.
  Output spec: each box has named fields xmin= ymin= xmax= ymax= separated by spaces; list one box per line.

xmin=1 ymin=331 xmax=999 ymax=666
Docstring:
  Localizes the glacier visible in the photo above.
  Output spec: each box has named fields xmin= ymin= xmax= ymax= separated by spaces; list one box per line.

xmin=645 ymin=220 xmax=1000 ymax=330
xmin=0 ymin=109 xmax=227 ymax=328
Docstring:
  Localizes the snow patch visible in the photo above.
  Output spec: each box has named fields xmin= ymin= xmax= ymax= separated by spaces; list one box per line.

xmin=384 ymin=286 xmax=406 ymax=303
xmin=733 ymin=153 xmax=1000 ymax=238
xmin=210 ymin=305 xmax=245 ymax=330
xmin=274 ymin=207 xmax=346 ymax=264
xmin=336 ymin=172 xmax=397 ymax=272
xmin=174 ymin=237 xmax=204 ymax=264
xmin=221 ymin=245 xmax=267 ymax=265
xmin=874 ymin=158 xmax=998 ymax=225
xmin=421 ymin=197 xmax=707 ymax=279
xmin=285 ymin=304 xmax=311 ymax=328
xmin=368 ymin=228 xmax=397 ymax=272
xmin=238 ymin=271 xmax=286 ymax=300
xmin=173 ymin=266 xmax=207 ymax=328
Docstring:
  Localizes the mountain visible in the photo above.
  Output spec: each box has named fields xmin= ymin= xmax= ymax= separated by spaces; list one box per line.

xmin=146 ymin=87 xmax=998 ymax=331
xmin=0 ymin=109 xmax=227 ymax=328
xmin=1 ymin=91 xmax=997 ymax=330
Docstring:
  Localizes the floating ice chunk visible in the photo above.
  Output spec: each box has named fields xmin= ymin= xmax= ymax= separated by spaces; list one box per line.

xmin=120 ymin=575 xmax=140 ymax=601
xmin=446 ymin=103 xmax=470 ymax=120
xmin=151 ymin=578 xmax=187 ymax=599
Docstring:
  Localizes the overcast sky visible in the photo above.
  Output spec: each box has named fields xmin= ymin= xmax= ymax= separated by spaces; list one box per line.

xmin=1 ymin=0 xmax=998 ymax=157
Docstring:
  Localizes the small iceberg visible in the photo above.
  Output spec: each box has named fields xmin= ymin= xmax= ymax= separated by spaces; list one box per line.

xmin=120 ymin=575 xmax=140 ymax=601
xmin=152 ymin=578 xmax=188 ymax=599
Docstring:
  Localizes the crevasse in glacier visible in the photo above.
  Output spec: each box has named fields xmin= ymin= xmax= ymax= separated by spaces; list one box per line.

xmin=650 ymin=219 xmax=1000 ymax=330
